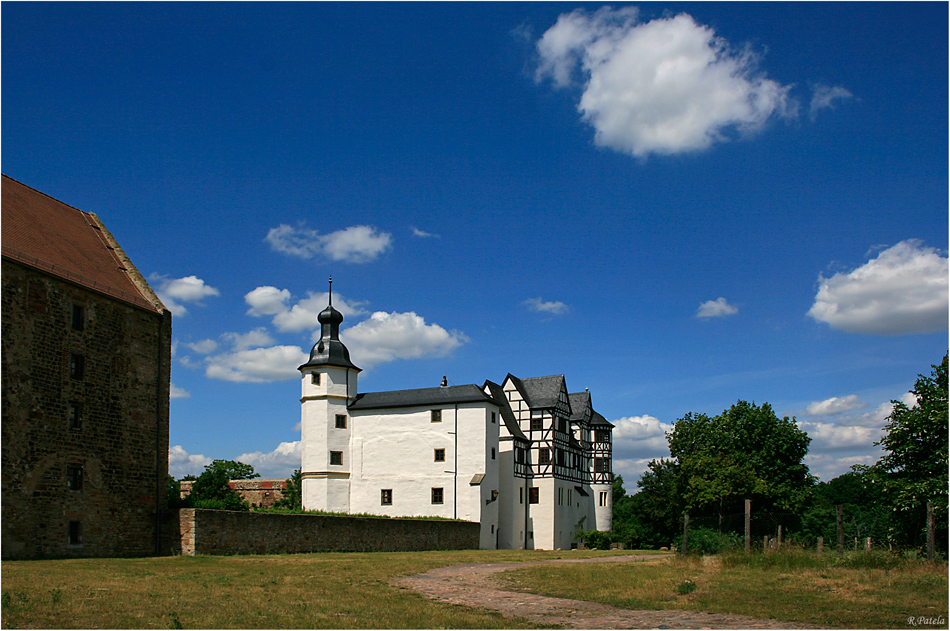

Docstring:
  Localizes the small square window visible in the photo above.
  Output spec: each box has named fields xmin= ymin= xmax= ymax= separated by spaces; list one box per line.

xmin=72 ymin=305 xmax=85 ymax=331
xmin=68 ymin=521 xmax=82 ymax=546
xmin=67 ymin=464 xmax=83 ymax=491
xmin=335 ymin=414 xmax=347 ymax=429
xmin=434 ymin=448 xmax=445 ymax=462
xmin=329 ymin=451 xmax=343 ymax=466
xmin=528 ymin=487 xmax=539 ymax=504
xmin=68 ymin=402 xmax=83 ymax=430
xmin=431 ymin=487 xmax=444 ymax=505
xmin=530 ymin=418 xmax=543 ymax=431
xmin=431 ymin=409 xmax=442 ymax=423
xmin=69 ymin=353 xmax=85 ymax=380
xmin=381 ymin=489 xmax=393 ymax=505
xmin=311 ymin=373 xmax=321 ymax=386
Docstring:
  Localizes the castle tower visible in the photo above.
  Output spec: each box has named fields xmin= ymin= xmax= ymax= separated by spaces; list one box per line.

xmin=298 ymin=280 xmax=361 ymax=513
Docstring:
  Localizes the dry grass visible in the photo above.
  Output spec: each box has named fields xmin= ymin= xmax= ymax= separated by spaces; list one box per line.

xmin=502 ymin=550 xmax=949 ymax=629
xmin=0 ymin=548 xmax=639 ymax=629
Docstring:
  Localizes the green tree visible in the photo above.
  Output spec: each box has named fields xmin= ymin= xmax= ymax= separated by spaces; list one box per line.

xmin=667 ymin=401 xmax=814 ymax=523
xmin=868 ymin=353 xmax=948 ymax=549
xmin=273 ymin=469 xmax=302 ymax=509
xmin=185 ymin=460 xmax=257 ymax=511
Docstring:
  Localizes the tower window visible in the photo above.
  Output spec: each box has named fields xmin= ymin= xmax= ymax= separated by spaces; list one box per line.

xmin=68 ymin=402 xmax=83 ymax=430
xmin=528 ymin=487 xmax=539 ymax=504
xmin=434 ymin=448 xmax=445 ymax=462
xmin=381 ymin=489 xmax=393 ymax=505
xmin=491 ymin=447 xmax=495 ymax=460
xmin=329 ymin=451 xmax=343 ymax=466
xmin=69 ymin=353 xmax=85 ymax=380
xmin=68 ymin=521 xmax=82 ymax=546
xmin=596 ymin=430 xmax=610 ymax=443
xmin=67 ymin=464 xmax=83 ymax=491
xmin=431 ymin=409 xmax=442 ymax=423
xmin=539 ymin=448 xmax=550 ymax=465
xmin=491 ymin=412 xmax=496 ymax=424
xmin=599 ymin=491 xmax=609 ymax=507
xmin=335 ymin=414 xmax=347 ymax=429
xmin=71 ymin=305 xmax=85 ymax=331
xmin=431 ymin=487 xmax=444 ymax=505
xmin=311 ymin=373 xmax=321 ymax=386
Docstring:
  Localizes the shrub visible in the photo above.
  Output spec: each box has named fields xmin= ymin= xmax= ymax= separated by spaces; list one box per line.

xmin=684 ymin=527 xmax=741 ymax=555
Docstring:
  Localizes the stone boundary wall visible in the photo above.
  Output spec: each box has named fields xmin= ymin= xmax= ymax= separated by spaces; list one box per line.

xmin=179 ymin=479 xmax=287 ymax=508
xmin=179 ymin=509 xmax=479 ymax=556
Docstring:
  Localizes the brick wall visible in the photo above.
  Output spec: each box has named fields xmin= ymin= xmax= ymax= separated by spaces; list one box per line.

xmin=1 ymin=260 xmax=171 ymax=559
xmin=179 ymin=509 xmax=479 ymax=555
xmin=179 ymin=479 xmax=288 ymax=508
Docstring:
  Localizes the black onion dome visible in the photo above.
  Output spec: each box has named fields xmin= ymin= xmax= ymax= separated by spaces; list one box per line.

xmin=298 ymin=302 xmax=361 ymax=372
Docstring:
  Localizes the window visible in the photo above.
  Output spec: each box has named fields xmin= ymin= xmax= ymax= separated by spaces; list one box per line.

xmin=558 ymin=419 xmax=568 ymax=434
xmin=558 ymin=487 xmax=564 ymax=506
xmin=434 ymin=448 xmax=445 ymax=462
xmin=599 ymin=491 xmax=609 ymax=507
xmin=71 ymin=305 xmax=85 ymax=331
xmin=311 ymin=372 xmax=321 ymax=386
xmin=68 ymin=402 xmax=83 ymax=430
xmin=515 ymin=447 xmax=524 ymax=464
xmin=530 ymin=417 xmax=543 ymax=431
xmin=67 ymin=464 xmax=83 ymax=491
xmin=68 ymin=521 xmax=82 ymax=546
xmin=596 ymin=430 xmax=610 ymax=443
xmin=519 ymin=486 xmax=523 ymax=504
xmin=69 ymin=353 xmax=85 ymax=380
xmin=491 ymin=412 xmax=496 ymax=424
xmin=568 ymin=489 xmax=573 ymax=505
xmin=539 ymin=448 xmax=550 ymax=465
xmin=431 ymin=487 xmax=444 ymax=505
xmin=431 ymin=409 xmax=442 ymax=423
xmin=595 ymin=457 xmax=609 ymax=472
xmin=329 ymin=451 xmax=343 ymax=466
xmin=335 ymin=414 xmax=347 ymax=429
xmin=528 ymin=487 xmax=539 ymax=504
xmin=381 ymin=489 xmax=393 ymax=505
xmin=491 ymin=447 xmax=495 ymax=460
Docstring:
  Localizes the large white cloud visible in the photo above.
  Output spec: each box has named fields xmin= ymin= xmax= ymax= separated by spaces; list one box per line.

xmin=168 ymin=444 xmax=211 ymax=479
xmin=804 ymin=394 xmax=867 ymax=417
xmin=245 ymin=286 xmax=292 ymax=316
xmin=150 ymin=274 xmax=220 ymax=316
xmin=245 ymin=287 xmax=367 ymax=333
xmin=235 ymin=441 xmax=301 ymax=479
xmin=808 ymin=240 xmax=948 ymax=335
xmin=342 ymin=311 xmax=468 ymax=368
xmin=205 ymin=345 xmax=309 ymax=383
xmin=536 ymin=7 xmax=795 ymax=157
xmin=265 ymin=224 xmax=392 ymax=263
xmin=611 ymin=414 xmax=672 ymax=460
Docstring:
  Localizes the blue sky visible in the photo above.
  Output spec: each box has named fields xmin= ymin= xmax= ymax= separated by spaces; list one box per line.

xmin=4 ymin=2 xmax=947 ymax=488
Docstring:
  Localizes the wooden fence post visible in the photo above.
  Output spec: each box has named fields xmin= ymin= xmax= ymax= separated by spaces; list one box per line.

xmin=817 ymin=536 xmax=823 ymax=554
xmin=777 ymin=525 xmax=783 ymax=549
xmin=744 ymin=499 xmax=751 ymax=552
xmin=865 ymin=537 xmax=872 ymax=551
xmin=681 ymin=514 xmax=689 ymax=556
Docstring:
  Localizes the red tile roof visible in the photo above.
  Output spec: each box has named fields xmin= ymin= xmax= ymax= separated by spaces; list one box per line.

xmin=2 ymin=175 xmax=164 ymax=313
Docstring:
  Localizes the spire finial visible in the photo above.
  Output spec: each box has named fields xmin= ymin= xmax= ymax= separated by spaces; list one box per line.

xmin=328 ymin=276 xmax=333 ymax=306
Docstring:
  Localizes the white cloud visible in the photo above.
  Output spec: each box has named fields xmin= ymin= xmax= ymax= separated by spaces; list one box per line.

xmin=265 ymin=224 xmax=392 ymax=263
xmin=343 ymin=311 xmax=468 ymax=368
xmin=523 ymin=297 xmax=570 ymax=315
xmin=611 ymin=414 xmax=672 ymax=459
xmin=205 ymin=345 xmax=309 ymax=383
xmin=151 ymin=274 xmax=220 ymax=316
xmin=168 ymin=444 xmax=211 ymax=479
xmin=222 ymin=327 xmax=277 ymax=351
xmin=235 ymin=441 xmax=301 ymax=479
xmin=807 ymin=240 xmax=949 ymax=335
xmin=809 ymin=84 xmax=853 ymax=120
xmin=245 ymin=286 xmax=292 ymax=316
xmin=186 ymin=339 xmax=219 ymax=355
xmin=272 ymin=291 xmax=367 ymax=333
xmin=169 ymin=383 xmax=191 ymax=399
xmin=696 ymin=297 xmax=738 ymax=318
xmin=536 ymin=8 xmax=795 ymax=158
xmin=798 ymin=420 xmax=881 ymax=451
xmin=412 ymin=227 xmax=440 ymax=238
xmin=804 ymin=394 xmax=867 ymax=417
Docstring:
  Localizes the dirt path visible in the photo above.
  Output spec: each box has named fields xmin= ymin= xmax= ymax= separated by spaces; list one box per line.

xmin=393 ymin=554 xmax=815 ymax=629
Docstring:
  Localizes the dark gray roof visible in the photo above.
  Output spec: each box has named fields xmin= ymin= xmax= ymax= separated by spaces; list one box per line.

xmin=513 ymin=374 xmax=569 ymax=410
xmin=349 ymin=384 xmax=499 ymax=411
xmin=590 ymin=411 xmax=614 ymax=428
xmin=569 ymin=391 xmax=591 ymax=422
xmin=298 ymin=304 xmax=361 ymax=372
xmin=484 ymin=380 xmax=528 ymax=442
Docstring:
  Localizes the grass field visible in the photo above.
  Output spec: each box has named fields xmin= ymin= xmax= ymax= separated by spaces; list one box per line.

xmin=2 ymin=548 xmax=946 ymax=629
xmin=501 ymin=549 xmax=949 ymax=629
xmin=0 ymin=549 xmax=633 ymax=629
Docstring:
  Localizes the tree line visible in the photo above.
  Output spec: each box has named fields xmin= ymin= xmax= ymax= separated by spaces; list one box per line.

xmin=604 ymin=353 xmax=948 ymax=555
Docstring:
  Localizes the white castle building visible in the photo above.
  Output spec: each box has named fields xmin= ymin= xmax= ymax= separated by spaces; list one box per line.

xmin=298 ymin=291 xmax=613 ymax=550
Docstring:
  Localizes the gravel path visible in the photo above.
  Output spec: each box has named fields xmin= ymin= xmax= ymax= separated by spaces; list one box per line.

xmin=393 ymin=554 xmax=816 ymax=629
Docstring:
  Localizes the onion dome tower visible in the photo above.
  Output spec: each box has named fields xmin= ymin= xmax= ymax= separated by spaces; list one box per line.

xmin=297 ymin=278 xmax=360 ymax=513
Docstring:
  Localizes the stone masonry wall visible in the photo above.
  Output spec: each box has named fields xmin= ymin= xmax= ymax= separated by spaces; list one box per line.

xmin=1 ymin=259 xmax=171 ymax=559
xmin=179 ymin=479 xmax=287 ymax=508
xmin=179 ymin=509 xmax=480 ymax=556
